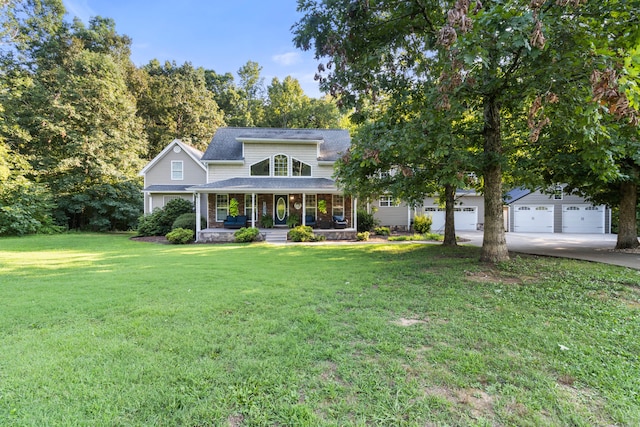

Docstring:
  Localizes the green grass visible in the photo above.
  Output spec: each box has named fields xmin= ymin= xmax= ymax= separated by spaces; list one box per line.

xmin=1 ymin=233 xmax=639 ymax=426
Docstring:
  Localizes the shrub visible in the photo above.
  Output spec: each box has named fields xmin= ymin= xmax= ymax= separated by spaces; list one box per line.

xmin=288 ymin=225 xmax=325 ymax=242
xmin=166 ymin=227 xmax=194 ymax=244
xmin=388 ymin=234 xmax=426 ymax=241
xmin=137 ymin=198 xmax=194 ymax=236
xmin=413 ymin=214 xmax=432 ymax=234
xmin=356 ymin=231 xmax=370 ymax=241
xmin=357 ymin=209 xmax=379 ymax=232
xmin=234 ymin=227 xmax=260 ymax=243
xmin=172 ymin=213 xmax=206 ymax=232
xmin=374 ymin=226 xmax=390 ymax=236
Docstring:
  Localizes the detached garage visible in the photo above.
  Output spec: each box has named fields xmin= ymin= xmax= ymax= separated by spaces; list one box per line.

xmin=506 ymin=187 xmax=610 ymax=234
xmin=513 ymin=205 xmax=554 ymax=233
xmin=562 ymin=204 xmax=606 ymax=234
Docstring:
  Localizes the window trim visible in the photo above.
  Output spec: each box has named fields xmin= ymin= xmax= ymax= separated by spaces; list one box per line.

xmin=245 ymin=194 xmax=256 ymax=222
xmin=332 ymin=194 xmax=344 ymax=218
xmin=250 ymin=158 xmax=270 ymax=176
xmin=553 ymin=185 xmax=563 ymax=200
xmin=273 ymin=154 xmax=289 ymax=177
xmin=171 ymin=160 xmax=184 ymax=181
xmin=216 ymin=194 xmax=229 ymax=222
xmin=305 ymin=194 xmax=317 ymax=219
xmin=292 ymin=157 xmax=312 ymax=177
xmin=379 ymin=194 xmax=399 ymax=207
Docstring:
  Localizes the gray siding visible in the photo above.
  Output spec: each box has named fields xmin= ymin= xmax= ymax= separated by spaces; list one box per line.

xmin=373 ymin=202 xmax=411 ymax=229
xmin=144 ymin=149 xmax=206 ymax=187
xmin=207 ymin=143 xmax=335 ymax=182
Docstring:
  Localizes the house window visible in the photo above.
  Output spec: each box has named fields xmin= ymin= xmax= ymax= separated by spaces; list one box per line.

xmin=554 ymin=185 xmax=563 ymax=200
xmin=305 ymin=194 xmax=317 ymax=219
xmin=251 ymin=158 xmax=270 ymax=176
xmin=216 ymin=194 xmax=229 ymax=222
xmin=333 ymin=195 xmax=344 ymax=218
xmin=292 ymin=158 xmax=311 ymax=176
xmin=379 ymin=195 xmax=399 ymax=207
xmin=274 ymin=154 xmax=288 ymax=176
xmin=245 ymin=194 xmax=255 ymax=222
xmin=171 ymin=161 xmax=183 ymax=180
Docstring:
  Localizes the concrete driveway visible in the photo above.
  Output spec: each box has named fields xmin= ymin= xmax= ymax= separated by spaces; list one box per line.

xmin=457 ymin=232 xmax=640 ymax=270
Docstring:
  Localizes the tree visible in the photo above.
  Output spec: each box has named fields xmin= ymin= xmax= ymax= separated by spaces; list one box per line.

xmin=335 ymin=84 xmax=479 ymax=246
xmin=264 ymin=76 xmax=307 ymax=128
xmin=236 ymin=60 xmax=265 ymax=126
xmin=294 ymin=0 xmax=639 ymax=262
xmin=138 ymin=60 xmax=224 ymax=157
xmin=2 ymin=6 xmax=148 ymax=230
xmin=204 ymin=69 xmax=247 ymax=126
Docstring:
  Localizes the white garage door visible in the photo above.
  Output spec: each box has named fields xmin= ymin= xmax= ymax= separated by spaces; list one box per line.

xmin=424 ymin=207 xmax=478 ymax=232
xmin=513 ymin=205 xmax=554 ymax=233
xmin=562 ymin=204 xmax=605 ymax=234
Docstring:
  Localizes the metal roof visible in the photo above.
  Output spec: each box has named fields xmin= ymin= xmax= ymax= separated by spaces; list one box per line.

xmin=142 ymin=184 xmax=194 ymax=192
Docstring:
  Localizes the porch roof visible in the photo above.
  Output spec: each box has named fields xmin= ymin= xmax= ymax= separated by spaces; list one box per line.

xmin=142 ymin=184 xmax=193 ymax=192
xmin=187 ymin=177 xmax=341 ymax=193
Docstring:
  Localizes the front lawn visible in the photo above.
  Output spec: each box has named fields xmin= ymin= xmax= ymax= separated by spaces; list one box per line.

xmin=1 ymin=233 xmax=639 ymax=426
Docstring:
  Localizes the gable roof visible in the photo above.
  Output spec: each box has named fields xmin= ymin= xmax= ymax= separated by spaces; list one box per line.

xmin=139 ymin=139 xmax=206 ymax=176
xmin=201 ymin=127 xmax=351 ymax=162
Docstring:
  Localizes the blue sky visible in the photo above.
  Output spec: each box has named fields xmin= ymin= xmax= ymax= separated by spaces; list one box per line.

xmin=61 ymin=0 xmax=323 ymax=98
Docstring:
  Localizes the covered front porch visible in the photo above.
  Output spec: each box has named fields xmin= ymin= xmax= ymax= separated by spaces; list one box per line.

xmin=188 ymin=177 xmax=357 ymax=242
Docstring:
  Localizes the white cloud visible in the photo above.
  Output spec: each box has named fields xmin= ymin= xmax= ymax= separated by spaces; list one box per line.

xmin=272 ymin=52 xmax=301 ymax=66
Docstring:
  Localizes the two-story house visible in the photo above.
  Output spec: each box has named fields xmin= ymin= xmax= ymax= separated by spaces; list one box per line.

xmin=141 ymin=127 xmax=356 ymax=242
xmin=141 ymin=128 xmax=610 ymax=241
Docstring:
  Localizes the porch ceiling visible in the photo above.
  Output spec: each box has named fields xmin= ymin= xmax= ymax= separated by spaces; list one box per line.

xmin=186 ymin=177 xmax=342 ymax=194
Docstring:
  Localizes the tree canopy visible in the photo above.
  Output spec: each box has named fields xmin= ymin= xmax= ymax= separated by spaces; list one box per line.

xmin=294 ymin=0 xmax=640 ymax=259
xmin=0 ymin=0 xmax=343 ymax=235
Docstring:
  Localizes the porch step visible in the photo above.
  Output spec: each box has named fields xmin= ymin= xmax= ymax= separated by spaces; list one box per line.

xmin=263 ymin=229 xmax=289 ymax=244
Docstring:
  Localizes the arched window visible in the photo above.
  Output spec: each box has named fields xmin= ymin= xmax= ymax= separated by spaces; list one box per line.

xmin=274 ymin=154 xmax=288 ymax=176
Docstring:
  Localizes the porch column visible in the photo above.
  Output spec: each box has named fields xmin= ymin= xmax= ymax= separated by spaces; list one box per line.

xmin=302 ymin=193 xmax=306 ymax=226
xmin=353 ymin=197 xmax=358 ymax=231
xmin=251 ymin=193 xmax=256 ymax=228
xmin=195 ymin=192 xmax=201 ymax=242
xmin=408 ymin=205 xmax=412 ymax=231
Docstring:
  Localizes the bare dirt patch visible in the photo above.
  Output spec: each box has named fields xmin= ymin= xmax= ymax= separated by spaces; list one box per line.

xmin=393 ymin=317 xmax=429 ymax=326
xmin=425 ymin=386 xmax=495 ymax=420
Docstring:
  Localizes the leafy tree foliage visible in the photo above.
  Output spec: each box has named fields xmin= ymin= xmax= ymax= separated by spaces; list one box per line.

xmin=264 ymin=76 xmax=341 ymax=128
xmin=1 ymin=6 xmax=146 ymax=231
xmin=138 ymin=60 xmax=224 ymax=157
xmin=295 ymin=0 xmax=640 ymax=260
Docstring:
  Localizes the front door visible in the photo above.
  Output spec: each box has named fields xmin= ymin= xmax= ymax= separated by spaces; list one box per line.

xmin=274 ymin=195 xmax=288 ymax=226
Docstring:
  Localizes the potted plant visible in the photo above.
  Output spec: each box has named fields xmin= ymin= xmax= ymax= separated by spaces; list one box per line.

xmin=287 ymin=213 xmax=300 ymax=228
xmin=260 ymin=214 xmax=274 ymax=228
xmin=229 ymin=198 xmax=239 ymax=217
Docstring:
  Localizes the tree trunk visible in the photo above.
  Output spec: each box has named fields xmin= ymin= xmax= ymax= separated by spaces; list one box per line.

xmin=443 ymin=183 xmax=457 ymax=246
xmin=615 ymin=179 xmax=639 ymax=249
xmin=481 ymin=95 xmax=509 ymax=263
